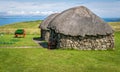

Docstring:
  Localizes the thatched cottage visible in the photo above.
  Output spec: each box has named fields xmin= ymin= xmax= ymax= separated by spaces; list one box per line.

xmin=48 ymin=6 xmax=114 ymax=50
xmin=39 ymin=13 xmax=59 ymax=41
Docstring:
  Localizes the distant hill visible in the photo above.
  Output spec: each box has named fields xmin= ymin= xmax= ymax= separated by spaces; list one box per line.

xmin=109 ymin=22 xmax=120 ymax=31
xmin=0 ymin=20 xmax=119 ymax=35
xmin=0 ymin=20 xmax=42 ymax=34
xmin=0 ymin=20 xmax=42 ymax=28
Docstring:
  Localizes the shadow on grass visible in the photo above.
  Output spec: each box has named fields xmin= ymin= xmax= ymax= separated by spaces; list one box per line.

xmin=33 ymin=37 xmax=43 ymax=41
xmin=39 ymin=42 xmax=48 ymax=48
xmin=33 ymin=37 xmax=48 ymax=48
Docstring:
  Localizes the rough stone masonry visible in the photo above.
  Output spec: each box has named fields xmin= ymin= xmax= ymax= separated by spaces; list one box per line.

xmin=56 ymin=34 xmax=114 ymax=50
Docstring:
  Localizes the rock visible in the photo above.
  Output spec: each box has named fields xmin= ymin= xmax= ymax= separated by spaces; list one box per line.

xmin=54 ymin=34 xmax=114 ymax=50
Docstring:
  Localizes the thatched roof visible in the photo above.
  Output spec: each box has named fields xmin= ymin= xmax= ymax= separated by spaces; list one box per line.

xmin=39 ymin=13 xmax=59 ymax=30
xmin=48 ymin=6 xmax=114 ymax=36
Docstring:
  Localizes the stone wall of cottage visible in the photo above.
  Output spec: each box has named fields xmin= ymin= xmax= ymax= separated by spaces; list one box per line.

xmin=41 ymin=29 xmax=50 ymax=42
xmin=56 ymin=34 xmax=114 ymax=50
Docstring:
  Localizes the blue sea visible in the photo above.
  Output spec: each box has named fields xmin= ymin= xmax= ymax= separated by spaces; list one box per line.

xmin=0 ymin=16 xmax=120 ymax=26
xmin=0 ymin=16 xmax=46 ymax=26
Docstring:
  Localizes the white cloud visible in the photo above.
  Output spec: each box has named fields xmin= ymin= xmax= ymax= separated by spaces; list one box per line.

xmin=0 ymin=0 xmax=120 ymax=17
xmin=82 ymin=1 xmax=120 ymax=17
xmin=0 ymin=1 xmax=70 ymax=11
xmin=6 ymin=10 xmax=58 ymax=16
xmin=0 ymin=1 xmax=69 ymax=16
xmin=7 ymin=11 xmax=26 ymax=15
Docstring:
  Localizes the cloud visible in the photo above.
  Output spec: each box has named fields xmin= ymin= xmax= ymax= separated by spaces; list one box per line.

xmin=0 ymin=0 xmax=120 ymax=18
xmin=6 ymin=10 xmax=58 ymax=16
xmin=0 ymin=0 xmax=81 ymax=16
xmin=81 ymin=1 xmax=120 ymax=17
xmin=1 ymin=1 xmax=73 ymax=11
xmin=0 ymin=1 xmax=70 ymax=16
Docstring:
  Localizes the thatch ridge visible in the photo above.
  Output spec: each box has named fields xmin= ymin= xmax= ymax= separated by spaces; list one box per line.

xmin=48 ymin=6 xmax=114 ymax=36
xmin=40 ymin=13 xmax=59 ymax=30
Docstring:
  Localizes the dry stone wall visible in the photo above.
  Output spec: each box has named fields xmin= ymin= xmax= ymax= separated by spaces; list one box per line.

xmin=56 ymin=34 xmax=114 ymax=50
xmin=41 ymin=30 xmax=50 ymax=42
xmin=44 ymin=31 xmax=50 ymax=42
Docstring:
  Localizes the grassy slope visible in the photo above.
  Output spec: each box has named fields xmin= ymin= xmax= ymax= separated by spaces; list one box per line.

xmin=0 ymin=32 xmax=120 ymax=72
xmin=0 ymin=34 xmax=40 ymax=47
xmin=0 ymin=20 xmax=42 ymax=34
xmin=0 ymin=21 xmax=120 ymax=35
xmin=0 ymin=21 xmax=120 ymax=72
xmin=0 ymin=20 xmax=42 ymax=28
xmin=109 ymin=22 xmax=120 ymax=31
xmin=0 ymin=20 xmax=42 ymax=47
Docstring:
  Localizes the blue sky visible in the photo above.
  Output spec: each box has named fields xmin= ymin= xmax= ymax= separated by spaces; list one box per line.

xmin=0 ymin=0 xmax=120 ymax=18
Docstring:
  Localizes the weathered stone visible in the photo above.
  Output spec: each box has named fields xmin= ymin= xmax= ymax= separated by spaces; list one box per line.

xmin=95 ymin=48 xmax=98 ymax=50
xmin=49 ymin=30 xmax=114 ymax=50
xmin=102 ymin=45 xmax=106 ymax=48
xmin=107 ymin=43 xmax=111 ymax=46
xmin=87 ymin=48 xmax=92 ymax=50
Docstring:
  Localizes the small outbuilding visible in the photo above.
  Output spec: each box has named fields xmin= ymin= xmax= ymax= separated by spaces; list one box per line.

xmin=39 ymin=13 xmax=59 ymax=41
xmin=48 ymin=6 xmax=114 ymax=50
xmin=14 ymin=29 xmax=26 ymax=38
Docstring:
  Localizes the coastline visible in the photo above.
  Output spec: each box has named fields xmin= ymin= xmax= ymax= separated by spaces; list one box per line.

xmin=0 ymin=17 xmax=120 ymax=26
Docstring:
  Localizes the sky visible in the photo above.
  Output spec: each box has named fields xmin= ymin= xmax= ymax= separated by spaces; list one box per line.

xmin=0 ymin=0 xmax=120 ymax=18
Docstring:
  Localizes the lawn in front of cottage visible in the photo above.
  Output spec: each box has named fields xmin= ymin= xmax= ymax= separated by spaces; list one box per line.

xmin=0 ymin=32 xmax=120 ymax=72
xmin=0 ymin=34 xmax=40 ymax=47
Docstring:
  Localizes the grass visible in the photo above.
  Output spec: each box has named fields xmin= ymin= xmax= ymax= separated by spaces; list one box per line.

xmin=0 ymin=32 xmax=120 ymax=72
xmin=0 ymin=21 xmax=120 ymax=72
xmin=0 ymin=20 xmax=41 ymax=28
xmin=0 ymin=20 xmax=42 ymax=47
xmin=0 ymin=21 xmax=120 ymax=35
xmin=109 ymin=22 xmax=120 ymax=31
xmin=0 ymin=20 xmax=43 ymax=47
xmin=0 ymin=34 xmax=40 ymax=47
xmin=0 ymin=20 xmax=42 ymax=34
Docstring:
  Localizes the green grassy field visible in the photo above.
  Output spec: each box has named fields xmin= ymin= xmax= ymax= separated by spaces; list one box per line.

xmin=0 ymin=21 xmax=119 ymax=35
xmin=0 ymin=34 xmax=40 ymax=47
xmin=0 ymin=32 xmax=120 ymax=72
xmin=0 ymin=21 xmax=120 ymax=72
xmin=0 ymin=20 xmax=42 ymax=35
xmin=0 ymin=20 xmax=42 ymax=47
xmin=109 ymin=22 xmax=120 ymax=31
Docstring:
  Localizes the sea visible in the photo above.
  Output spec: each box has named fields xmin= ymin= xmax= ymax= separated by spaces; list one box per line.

xmin=0 ymin=16 xmax=120 ymax=26
xmin=0 ymin=16 xmax=46 ymax=26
